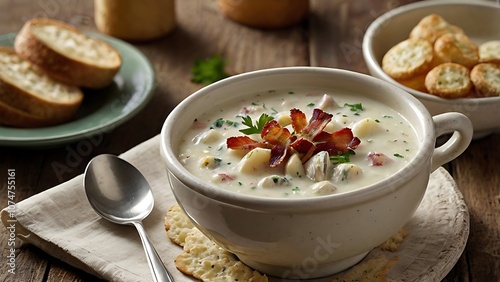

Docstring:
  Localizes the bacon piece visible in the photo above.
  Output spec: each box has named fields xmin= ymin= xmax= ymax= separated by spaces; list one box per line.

xmin=261 ymin=120 xmax=292 ymax=146
xmin=367 ymin=152 xmax=392 ymax=166
xmin=290 ymin=108 xmax=308 ymax=133
xmin=261 ymin=120 xmax=292 ymax=167
xmin=313 ymin=128 xmax=361 ymax=156
xmin=226 ymin=136 xmax=266 ymax=150
xmin=290 ymin=138 xmax=316 ymax=163
xmin=270 ymin=144 xmax=288 ymax=168
xmin=300 ymin=108 xmax=333 ymax=140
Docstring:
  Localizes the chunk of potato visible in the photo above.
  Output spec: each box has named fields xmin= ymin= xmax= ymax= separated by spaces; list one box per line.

xmin=285 ymin=153 xmax=305 ymax=178
xmin=238 ymin=148 xmax=271 ymax=174
xmin=332 ymin=164 xmax=363 ymax=182
xmin=352 ymin=118 xmax=382 ymax=138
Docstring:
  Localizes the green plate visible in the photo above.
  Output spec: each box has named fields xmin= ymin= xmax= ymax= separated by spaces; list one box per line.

xmin=0 ymin=32 xmax=155 ymax=147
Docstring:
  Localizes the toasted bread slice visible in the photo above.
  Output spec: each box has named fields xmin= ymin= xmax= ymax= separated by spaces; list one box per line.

xmin=0 ymin=47 xmax=83 ymax=127
xmin=14 ymin=18 xmax=121 ymax=89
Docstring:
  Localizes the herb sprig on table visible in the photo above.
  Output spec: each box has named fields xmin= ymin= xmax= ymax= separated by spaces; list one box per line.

xmin=191 ymin=54 xmax=229 ymax=84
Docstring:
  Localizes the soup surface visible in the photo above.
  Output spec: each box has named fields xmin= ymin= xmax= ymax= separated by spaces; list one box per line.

xmin=178 ymin=89 xmax=418 ymax=198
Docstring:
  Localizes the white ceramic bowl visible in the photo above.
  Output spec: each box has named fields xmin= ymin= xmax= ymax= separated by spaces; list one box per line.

xmin=363 ymin=0 xmax=500 ymax=138
xmin=160 ymin=67 xmax=472 ymax=279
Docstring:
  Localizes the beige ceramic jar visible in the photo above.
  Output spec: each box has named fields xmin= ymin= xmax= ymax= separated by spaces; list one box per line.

xmin=219 ymin=0 xmax=309 ymax=29
xmin=94 ymin=0 xmax=176 ymax=41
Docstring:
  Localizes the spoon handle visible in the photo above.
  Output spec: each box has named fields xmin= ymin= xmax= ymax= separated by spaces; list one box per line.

xmin=133 ymin=222 xmax=175 ymax=282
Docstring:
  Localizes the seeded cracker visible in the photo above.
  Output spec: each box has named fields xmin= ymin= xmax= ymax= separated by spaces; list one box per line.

xmin=425 ymin=63 xmax=472 ymax=98
xmin=164 ymin=205 xmax=195 ymax=246
xmin=165 ymin=204 xmax=268 ymax=282
xmin=470 ymin=63 xmax=500 ymax=97
xmin=382 ymin=38 xmax=433 ymax=80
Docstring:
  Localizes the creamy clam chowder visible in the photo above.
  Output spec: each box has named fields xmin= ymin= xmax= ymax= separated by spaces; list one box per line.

xmin=178 ymin=89 xmax=418 ymax=198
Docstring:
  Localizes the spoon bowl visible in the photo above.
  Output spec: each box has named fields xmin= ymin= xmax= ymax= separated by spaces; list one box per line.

xmin=84 ymin=154 xmax=174 ymax=282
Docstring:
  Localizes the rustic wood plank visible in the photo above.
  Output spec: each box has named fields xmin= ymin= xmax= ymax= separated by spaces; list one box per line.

xmin=453 ymin=133 xmax=500 ymax=282
xmin=309 ymin=0 xmax=415 ymax=72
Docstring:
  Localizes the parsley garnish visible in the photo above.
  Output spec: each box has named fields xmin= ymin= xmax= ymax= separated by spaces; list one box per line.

xmin=211 ymin=118 xmax=238 ymax=129
xmin=330 ymin=150 xmax=355 ymax=164
xmin=239 ymin=113 xmax=274 ymax=135
xmin=344 ymin=103 xmax=363 ymax=112
xmin=191 ymin=54 xmax=229 ymax=84
xmin=394 ymin=153 xmax=404 ymax=158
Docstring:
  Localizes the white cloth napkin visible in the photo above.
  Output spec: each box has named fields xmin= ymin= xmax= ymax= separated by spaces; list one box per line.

xmin=1 ymin=134 xmax=469 ymax=282
xmin=1 ymin=135 xmax=193 ymax=282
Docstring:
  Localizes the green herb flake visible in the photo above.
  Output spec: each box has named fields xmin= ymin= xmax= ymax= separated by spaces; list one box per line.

xmin=210 ymin=118 xmax=238 ymax=129
xmin=394 ymin=153 xmax=404 ymax=158
xmin=239 ymin=113 xmax=274 ymax=135
xmin=330 ymin=150 xmax=355 ymax=164
xmin=292 ymin=187 xmax=300 ymax=194
xmin=375 ymin=119 xmax=380 ymax=123
xmin=344 ymin=103 xmax=363 ymax=112
xmin=191 ymin=54 xmax=229 ymax=84
xmin=307 ymin=103 xmax=315 ymax=107
xmin=383 ymin=115 xmax=393 ymax=118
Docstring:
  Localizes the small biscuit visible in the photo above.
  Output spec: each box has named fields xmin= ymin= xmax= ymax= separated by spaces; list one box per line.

xmin=479 ymin=40 xmax=500 ymax=65
xmin=434 ymin=33 xmax=479 ymax=68
xmin=382 ymin=38 xmax=433 ymax=80
xmin=470 ymin=63 xmax=500 ymax=97
xmin=409 ymin=14 xmax=463 ymax=44
xmin=165 ymin=205 xmax=268 ymax=282
xmin=425 ymin=63 xmax=472 ymax=98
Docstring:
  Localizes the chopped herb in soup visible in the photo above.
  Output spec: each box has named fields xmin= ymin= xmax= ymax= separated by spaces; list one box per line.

xmin=178 ymin=89 xmax=418 ymax=198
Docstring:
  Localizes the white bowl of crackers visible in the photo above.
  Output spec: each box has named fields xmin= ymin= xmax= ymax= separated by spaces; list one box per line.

xmin=363 ymin=0 xmax=500 ymax=138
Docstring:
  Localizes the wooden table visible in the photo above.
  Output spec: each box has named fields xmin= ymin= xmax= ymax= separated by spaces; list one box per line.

xmin=1 ymin=0 xmax=498 ymax=281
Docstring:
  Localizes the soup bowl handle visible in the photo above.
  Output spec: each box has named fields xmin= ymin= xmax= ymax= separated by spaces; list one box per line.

xmin=431 ymin=112 xmax=473 ymax=172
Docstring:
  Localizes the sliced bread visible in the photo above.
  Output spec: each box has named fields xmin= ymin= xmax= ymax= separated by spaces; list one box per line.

xmin=0 ymin=47 xmax=83 ymax=127
xmin=14 ymin=18 xmax=122 ymax=89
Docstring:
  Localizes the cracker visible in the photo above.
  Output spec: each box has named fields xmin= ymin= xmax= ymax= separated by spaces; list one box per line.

xmin=331 ymin=255 xmax=399 ymax=282
xmin=382 ymin=38 xmax=433 ymax=80
xmin=164 ymin=204 xmax=195 ymax=246
xmin=378 ymin=228 xmax=409 ymax=252
xmin=164 ymin=204 xmax=268 ymax=282
xmin=425 ymin=63 xmax=472 ymax=98
xmin=470 ymin=63 xmax=500 ymax=97
xmin=409 ymin=14 xmax=463 ymax=44
xmin=479 ymin=40 xmax=500 ymax=65
xmin=434 ymin=33 xmax=479 ymax=68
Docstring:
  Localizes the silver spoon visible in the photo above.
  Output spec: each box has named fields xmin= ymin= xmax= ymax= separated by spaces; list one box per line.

xmin=84 ymin=154 xmax=174 ymax=282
